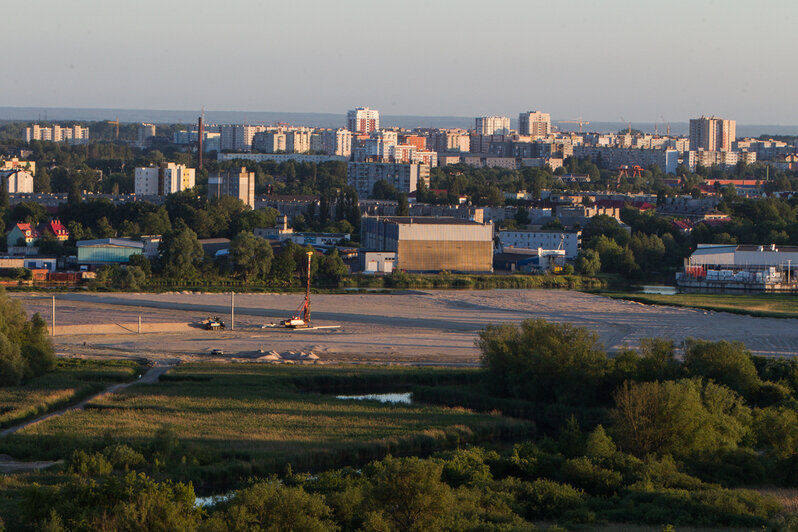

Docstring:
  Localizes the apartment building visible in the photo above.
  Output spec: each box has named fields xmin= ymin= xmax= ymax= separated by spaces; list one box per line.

xmin=208 ymin=167 xmax=255 ymax=208
xmin=689 ymin=116 xmax=736 ymax=152
xmin=347 ymin=162 xmax=429 ymax=198
xmin=347 ymin=107 xmax=380 ymax=134
xmin=220 ymin=125 xmax=267 ymax=151
xmin=475 ymin=116 xmax=511 ymax=135
xmin=24 ymin=124 xmax=89 ymax=144
xmin=1 ymin=169 xmax=34 ymax=193
xmin=518 ymin=111 xmax=551 ymax=137
xmin=134 ymin=163 xmax=196 ymax=196
xmin=573 ymin=146 xmax=679 ymax=174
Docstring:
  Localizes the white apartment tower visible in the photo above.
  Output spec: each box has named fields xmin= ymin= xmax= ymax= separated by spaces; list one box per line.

xmin=519 ymin=111 xmax=551 ymax=137
xmin=134 ymin=163 xmax=195 ymax=196
xmin=689 ymin=116 xmax=736 ymax=152
xmin=475 ymin=116 xmax=511 ymax=135
xmin=347 ymin=107 xmax=380 ymax=134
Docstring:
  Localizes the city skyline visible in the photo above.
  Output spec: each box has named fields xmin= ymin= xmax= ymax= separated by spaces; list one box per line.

xmin=5 ymin=0 xmax=798 ymax=124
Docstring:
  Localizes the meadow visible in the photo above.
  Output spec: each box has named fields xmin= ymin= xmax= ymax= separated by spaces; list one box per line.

xmin=602 ymin=291 xmax=798 ymax=319
xmin=0 ymin=358 xmax=144 ymax=430
xmin=0 ymin=364 xmax=533 ymax=487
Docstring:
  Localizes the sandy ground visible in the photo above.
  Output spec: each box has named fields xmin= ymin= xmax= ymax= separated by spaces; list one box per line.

xmin=12 ymin=290 xmax=798 ymax=364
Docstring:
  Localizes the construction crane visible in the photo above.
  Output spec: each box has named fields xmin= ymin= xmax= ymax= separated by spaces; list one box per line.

xmin=283 ymin=252 xmax=314 ymax=329
xmin=106 ymin=118 xmax=120 ymax=139
xmin=557 ymin=118 xmax=590 ymax=133
xmin=617 ymin=164 xmax=644 ymax=184
xmin=661 ymin=115 xmax=670 ymax=136
xmin=620 ymin=117 xmax=632 ymax=136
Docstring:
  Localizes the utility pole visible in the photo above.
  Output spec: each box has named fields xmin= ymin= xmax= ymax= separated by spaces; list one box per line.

xmin=231 ymin=291 xmax=235 ymax=330
xmin=51 ymin=295 xmax=55 ymax=336
xmin=138 ymin=315 xmax=142 ymax=334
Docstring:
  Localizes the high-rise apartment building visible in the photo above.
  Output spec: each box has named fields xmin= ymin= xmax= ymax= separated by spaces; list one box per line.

xmin=347 ymin=162 xmax=429 ymax=198
xmin=24 ymin=124 xmax=89 ymax=144
xmin=347 ymin=107 xmax=380 ymax=134
xmin=518 ymin=111 xmax=551 ymax=137
xmin=138 ymin=123 xmax=156 ymax=146
xmin=475 ymin=116 xmax=511 ymax=135
xmin=208 ymin=167 xmax=255 ymax=208
xmin=689 ymin=116 xmax=736 ymax=152
xmin=134 ymin=163 xmax=195 ymax=196
xmin=220 ymin=125 xmax=267 ymax=151
xmin=321 ymin=128 xmax=352 ymax=157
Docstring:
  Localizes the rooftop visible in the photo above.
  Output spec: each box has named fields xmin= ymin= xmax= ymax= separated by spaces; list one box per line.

xmin=378 ymin=216 xmax=484 ymax=226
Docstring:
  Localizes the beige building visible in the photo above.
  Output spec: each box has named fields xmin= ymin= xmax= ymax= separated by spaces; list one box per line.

xmin=1 ymin=169 xmax=34 ymax=193
xmin=0 ymin=157 xmax=35 ymax=175
xmin=518 ymin=111 xmax=551 ymax=138
xmin=361 ymin=216 xmax=494 ymax=272
xmin=24 ymin=124 xmax=89 ymax=144
xmin=134 ymin=163 xmax=195 ymax=196
xmin=689 ymin=116 xmax=736 ymax=152
xmin=208 ymin=166 xmax=255 ymax=208
xmin=684 ymin=150 xmax=756 ymax=171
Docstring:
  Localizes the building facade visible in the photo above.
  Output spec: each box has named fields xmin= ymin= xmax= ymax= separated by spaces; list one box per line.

xmin=689 ymin=116 xmax=736 ymax=152
xmin=475 ymin=116 xmax=511 ymax=135
xmin=361 ymin=216 xmax=494 ymax=272
xmin=208 ymin=166 xmax=255 ymax=208
xmin=347 ymin=107 xmax=380 ymax=134
xmin=497 ymin=229 xmax=581 ymax=259
xmin=347 ymin=162 xmax=429 ymax=198
xmin=134 ymin=163 xmax=195 ymax=196
xmin=24 ymin=124 xmax=89 ymax=144
xmin=1 ymin=169 xmax=34 ymax=193
xmin=518 ymin=111 xmax=551 ymax=137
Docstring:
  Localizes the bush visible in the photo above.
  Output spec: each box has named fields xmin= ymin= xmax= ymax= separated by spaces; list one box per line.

xmin=516 ymin=478 xmax=585 ymax=520
xmin=684 ymin=338 xmax=761 ymax=398
xmin=560 ymin=456 xmax=623 ymax=495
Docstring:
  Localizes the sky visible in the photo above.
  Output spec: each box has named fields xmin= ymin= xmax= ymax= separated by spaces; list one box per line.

xmin=4 ymin=0 xmax=797 ymax=124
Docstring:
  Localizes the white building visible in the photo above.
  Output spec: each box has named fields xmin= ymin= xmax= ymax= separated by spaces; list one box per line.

xmin=321 ymin=128 xmax=352 ymax=156
xmin=572 ymin=146 xmax=679 ymax=174
xmin=689 ymin=116 xmax=736 ymax=152
xmin=497 ymin=229 xmax=581 ymax=259
xmin=475 ymin=116 xmax=511 ymax=135
xmin=1 ymin=169 xmax=34 ymax=193
xmin=518 ymin=111 xmax=551 ymax=137
xmin=220 ymin=125 xmax=267 ymax=151
xmin=25 ymin=124 xmax=89 ymax=144
xmin=347 ymin=107 xmax=380 ymax=134
xmin=134 ymin=163 xmax=195 ymax=196
xmin=138 ymin=123 xmax=156 ymax=146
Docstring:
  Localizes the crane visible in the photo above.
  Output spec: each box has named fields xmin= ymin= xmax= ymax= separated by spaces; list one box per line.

xmin=106 ymin=118 xmax=120 ymax=139
xmin=557 ymin=118 xmax=590 ymax=133
xmin=620 ymin=117 xmax=632 ymax=136
xmin=661 ymin=115 xmax=670 ymax=136
xmin=283 ymin=252 xmax=314 ymax=328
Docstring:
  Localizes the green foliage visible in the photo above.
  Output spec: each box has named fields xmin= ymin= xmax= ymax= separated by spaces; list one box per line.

xmin=0 ymin=289 xmax=55 ymax=386
xmin=206 ymin=480 xmax=336 ymax=532
xmin=683 ymin=338 xmax=761 ymax=397
xmin=228 ymin=231 xmax=274 ymax=281
xmin=611 ymin=379 xmax=751 ymax=457
xmin=575 ymin=248 xmax=601 ymax=276
xmin=478 ymin=319 xmax=608 ymax=404
xmin=515 ymin=478 xmax=585 ymax=520
xmin=159 ymin=221 xmax=204 ymax=278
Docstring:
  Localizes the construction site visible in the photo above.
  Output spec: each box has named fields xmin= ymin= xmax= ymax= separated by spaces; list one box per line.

xmin=12 ymin=288 xmax=798 ymax=365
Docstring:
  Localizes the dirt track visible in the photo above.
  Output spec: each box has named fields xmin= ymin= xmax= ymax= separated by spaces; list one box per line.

xmin=13 ymin=290 xmax=798 ymax=363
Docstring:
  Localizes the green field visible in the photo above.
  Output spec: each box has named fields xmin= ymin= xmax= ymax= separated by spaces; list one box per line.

xmin=603 ymin=291 xmax=798 ymax=319
xmin=0 ymin=364 xmax=532 ymax=485
xmin=0 ymin=358 xmax=144 ymax=430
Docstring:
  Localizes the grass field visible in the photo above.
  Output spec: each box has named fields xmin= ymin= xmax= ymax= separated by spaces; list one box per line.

xmin=0 ymin=364 xmax=532 ymax=487
xmin=0 ymin=358 xmax=144 ymax=430
xmin=602 ymin=291 xmax=798 ymax=319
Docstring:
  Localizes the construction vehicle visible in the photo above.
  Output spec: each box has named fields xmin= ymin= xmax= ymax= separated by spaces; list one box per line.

xmin=202 ymin=316 xmax=226 ymax=330
xmin=283 ymin=252 xmax=314 ymax=329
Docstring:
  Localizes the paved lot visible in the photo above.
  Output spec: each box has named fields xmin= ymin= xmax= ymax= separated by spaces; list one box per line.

xmin=13 ymin=290 xmax=798 ymax=363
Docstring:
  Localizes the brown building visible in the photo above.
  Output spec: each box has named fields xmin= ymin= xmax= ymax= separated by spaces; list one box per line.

xmin=361 ymin=216 xmax=493 ymax=273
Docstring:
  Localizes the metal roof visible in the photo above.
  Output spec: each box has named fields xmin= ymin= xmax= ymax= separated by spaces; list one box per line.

xmin=76 ymin=238 xmax=144 ymax=249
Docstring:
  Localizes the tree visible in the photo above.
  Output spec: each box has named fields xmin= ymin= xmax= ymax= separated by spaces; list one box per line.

xmin=158 ymin=223 xmax=204 ymax=279
xmin=611 ymin=379 xmax=751 ymax=457
xmin=205 ymin=480 xmax=336 ymax=532
xmin=318 ymin=248 xmax=347 ymax=283
xmin=397 ymin=193 xmax=410 ymax=216
xmin=575 ymin=249 xmax=601 ymax=276
xmin=478 ymin=319 xmax=608 ymax=404
xmin=228 ymin=232 xmax=274 ymax=281
xmin=366 ymin=456 xmax=454 ymax=531
xmin=0 ymin=288 xmax=55 ymax=386
xmin=371 ymin=180 xmax=398 ymax=200
xmin=683 ymin=339 xmax=761 ymax=397
xmin=35 ymin=167 xmax=52 ymax=193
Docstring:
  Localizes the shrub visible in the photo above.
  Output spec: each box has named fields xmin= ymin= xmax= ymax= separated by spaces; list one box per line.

xmin=516 ymin=478 xmax=585 ymax=520
xmin=560 ymin=456 xmax=623 ymax=495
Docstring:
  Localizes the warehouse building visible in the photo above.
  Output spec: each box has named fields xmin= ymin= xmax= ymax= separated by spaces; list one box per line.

xmin=679 ymin=244 xmax=798 ymax=292
xmin=361 ymin=216 xmax=493 ymax=272
xmin=76 ymin=238 xmax=144 ymax=268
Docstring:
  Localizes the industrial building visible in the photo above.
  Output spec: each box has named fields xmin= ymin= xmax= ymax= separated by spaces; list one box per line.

xmin=76 ymin=238 xmax=144 ymax=268
xmin=679 ymin=244 xmax=798 ymax=292
xmin=361 ymin=216 xmax=494 ymax=272
xmin=496 ymin=229 xmax=581 ymax=259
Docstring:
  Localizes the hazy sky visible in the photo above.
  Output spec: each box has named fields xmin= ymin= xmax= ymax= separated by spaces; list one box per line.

xmin=5 ymin=0 xmax=797 ymax=123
